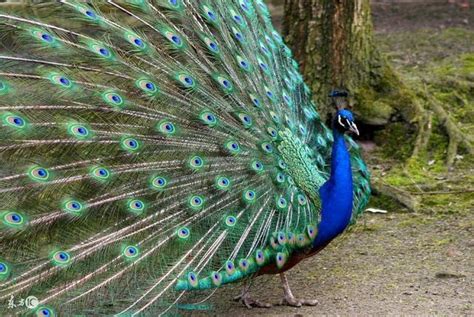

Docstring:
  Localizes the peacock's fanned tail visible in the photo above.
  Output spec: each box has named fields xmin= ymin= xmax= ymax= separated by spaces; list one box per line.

xmin=0 ymin=0 xmax=370 ymax=315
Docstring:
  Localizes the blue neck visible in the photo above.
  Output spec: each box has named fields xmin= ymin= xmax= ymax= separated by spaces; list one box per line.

xmin=312 ymin=128 xmax=353 ymax=249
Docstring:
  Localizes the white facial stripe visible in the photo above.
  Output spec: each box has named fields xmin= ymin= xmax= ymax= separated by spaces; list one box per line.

xmin=338 ymin=115 xmax=344 ymax=127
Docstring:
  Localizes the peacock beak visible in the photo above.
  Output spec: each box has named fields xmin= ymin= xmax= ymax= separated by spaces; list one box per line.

xmin=348 ymin=122 xmax=359 ymax=136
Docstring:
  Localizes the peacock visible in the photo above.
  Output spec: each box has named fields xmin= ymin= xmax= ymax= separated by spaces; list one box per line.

xmin=0 ymin=0 xmax=371 ymax=315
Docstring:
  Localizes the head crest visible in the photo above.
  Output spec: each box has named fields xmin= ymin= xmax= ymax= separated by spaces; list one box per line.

xmin=329 ymin=89 xmax=350 ymax=110
xmin=328 ymin=89 xmax=348 ymax=98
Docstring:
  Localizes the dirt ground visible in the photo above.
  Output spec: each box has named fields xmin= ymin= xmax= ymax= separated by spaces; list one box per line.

xmin=180 ymin=2 xmax=474 ymax=316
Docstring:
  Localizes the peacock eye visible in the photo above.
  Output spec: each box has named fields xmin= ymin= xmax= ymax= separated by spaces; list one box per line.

xmin=42 ymin=33 xmax=53 ymax=42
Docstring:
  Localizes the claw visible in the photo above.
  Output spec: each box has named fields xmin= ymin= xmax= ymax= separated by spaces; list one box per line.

xmin=234 ymin=281 xmax=272 ymax=309
xmin=299 ymin=298 xmax=319 ymax=306
xmin=241 ymin=296 xmax=272 ymax=309
xmin=280 ymin=295 xmax=302 ymax=307
xmin=279 ymin=295 xmax=318 ymax=307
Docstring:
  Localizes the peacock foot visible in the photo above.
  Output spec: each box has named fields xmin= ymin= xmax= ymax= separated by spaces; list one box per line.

xmin=234 ymin=281 xmax=272 ymax=309
xmin=234 ymin=293 xmax=272 ymax=309
xmin=278 ymin=272 xmax=319 ymax=307
xmin=279 ymin=295 xmax=319 ymax=307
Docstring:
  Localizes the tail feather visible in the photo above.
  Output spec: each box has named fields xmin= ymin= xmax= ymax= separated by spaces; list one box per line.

xmin=0 ymin=0 xmax=370 ymax=315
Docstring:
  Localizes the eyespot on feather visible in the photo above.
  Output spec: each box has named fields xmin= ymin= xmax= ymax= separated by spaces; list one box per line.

xmin=51 ymin=250 xmax=72 ymax=267
xmin=122 ymin=245 xmax=140 ymax=259
xmin=120 ymin=137 xmax=141 ymax=152
xmin=203 ymin=36 xmax=220 ymax=54
xmin=0 ymin=260 xmax=11 ymax=280
xmin=224 ymin=140 xmax=241 ymax=155
xmin=127 ymin=199 xmax=146 ymax=215
xmin=176 ymin=72 xmax=196 ymax=89
xmin=199 ymin=111 xmax=218 ymax=127
xmin=102 ymin=91 xmax=125 ymax=108
xmin=35 ymin=306 xmax=56 ymax=317
xmin=249 ymin=94 xmax=262 ymax=109
xmin=125 ymin=31 xmax=147 ymax=50
xmin=210 ymin=271 xmax=222 ymax=286
xmin=201 ymin=5 xmax=219 ymax=24
xmin=188 ymin=155 xmax=205 ymax=170
xmin=188 ymin=195 xmax=205 ymax=211
xmin=236 ymin=55 xmax=252 ymax=72
xmin=237 ymin=113 xmax=252 ymax=128
xmin=28 ymin=166 xmax=50 ymax=182
xmin=150 ymin=176 xmax=168 ymax=190
xmin=225 ymin=215 xmax=237 ymax=227
xmin=187 ymin=271 xmax=199 ymax=288
xmin=250 ymin=160 xmax=264 ymax=173
xmin=157 ymin=120 xmax=176 ymax=136
xmin=1 ymin=210 xmax=27 ymax=229
xmin=90 ymin=166 xmax=111 ymax=182
xmin=2 ymin=112 xmax=27 ymax=129
xmin=48 ymin=73 xmax=73 ymax=88
xmin=231 ymin=26 xmax=245 ymax=43
xmin=242 ymin=189 xmax=257 ymax=204
xmin=67 ymin=123 xmax=91 ymax=139
xmin=276 ymin=196 xmax=288 ymax=210
xmin=136 ymin=78 xmax=159 ymax=95
xmin=177 ymin=227 xmax=190 ymax=239
xmin=260 ymin=142 xmax=273 ymax=154
xmin=62 ymin=199 xmax=85 ymax=216
xmin=215 ymin=176 xmax=231 ymax=191
xmin=213 ymin=74 xmax=233 ymax=93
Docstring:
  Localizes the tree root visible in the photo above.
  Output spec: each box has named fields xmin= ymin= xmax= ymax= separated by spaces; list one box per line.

xmin=410 ymin=86 xmax=472 ymax=168
xmin=409 ymin=189 xmax=474 ymax=195
xmin=371 ymin=179 xmax=420 ymax=212
xmin=370 ymin=84 xmax=472 ymax=211
xmin=412 ymin=112 xmax=432 ymax=159
xmin=425 ymin=94 xmax=473 ymax=168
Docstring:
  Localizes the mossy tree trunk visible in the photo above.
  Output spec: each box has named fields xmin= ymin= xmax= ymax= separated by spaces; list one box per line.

xmin=282 ymin=0 xmax=420 ymax=127
xmin=283 ymin=0 xmax=471 ymax=165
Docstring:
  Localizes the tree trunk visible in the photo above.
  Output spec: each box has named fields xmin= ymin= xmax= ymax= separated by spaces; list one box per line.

xmin=282 ymin=0 xmax=472 ymax=206
xmin=282 ymin=0 xmax=471 ymax=165
xmin=282 ymin=0 xmax=418 ymax=126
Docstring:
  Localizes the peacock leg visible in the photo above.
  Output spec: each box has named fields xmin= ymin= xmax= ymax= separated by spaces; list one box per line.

xmin=279 ymin=273 xmax=319 ymax=307
xmin=233 ymin=278 xmax=272 ymax=308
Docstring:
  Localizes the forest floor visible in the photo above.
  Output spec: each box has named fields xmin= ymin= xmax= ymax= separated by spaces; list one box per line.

xmin=182 ymin=2 xmax=474 ymax=316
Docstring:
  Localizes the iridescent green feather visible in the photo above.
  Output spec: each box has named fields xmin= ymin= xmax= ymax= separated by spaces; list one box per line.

xmin=0 ymin=1 xmax=370 ymax=316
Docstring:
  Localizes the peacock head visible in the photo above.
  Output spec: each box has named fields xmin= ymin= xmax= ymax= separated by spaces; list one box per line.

xmin=329 ymin=89 xmax=359 ymax=136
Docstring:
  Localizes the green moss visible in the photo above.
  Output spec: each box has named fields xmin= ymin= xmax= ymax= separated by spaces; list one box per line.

xmin=381 ymin=162 xmax=473 ymax=215
xmin=354 ymin=85 xmax=395 ymax=125
xmin=433 ymin=237 xmax=453 ymax=246
xmin=367 ymin=194 xmax=404 ymax=212
xmin=384 ymin=159 xmax=427 ymax=186
xmin=373 ymin=122 xmax=416 ymax=161
xmin=350 ymin=221 xmax=384 ymax=233
xmin=428 ymin=53 xmax=474 ymax=128
xmin=397 ymin=216 xmax=432 ymax=228
xmin=370 ymin=32 xmax=472 ymax=217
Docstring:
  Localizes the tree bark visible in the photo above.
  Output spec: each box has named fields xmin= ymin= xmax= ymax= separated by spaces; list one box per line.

xmin=282 ymin=0 xmax=415 ymax=126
